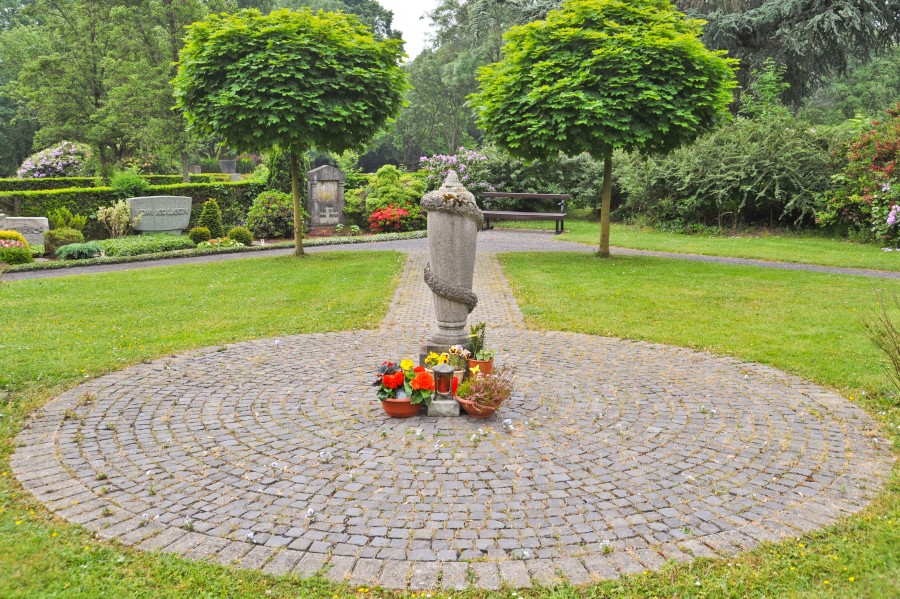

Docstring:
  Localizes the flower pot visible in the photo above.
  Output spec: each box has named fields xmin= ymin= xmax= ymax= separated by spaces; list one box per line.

xmin=381 ymin=396 xmax=420 ymax=418
xmin=456 ymin=397 xmax=499 ymax=419
xmin=467 ymin=358 xmax=493 ymax=375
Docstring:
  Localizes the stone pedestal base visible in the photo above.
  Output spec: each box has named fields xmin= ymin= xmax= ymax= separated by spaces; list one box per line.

xmin=427 ymin=398 xmax=460 ymax=417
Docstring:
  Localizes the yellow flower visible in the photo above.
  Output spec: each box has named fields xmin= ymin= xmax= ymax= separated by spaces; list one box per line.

xmin=400 ymin=359 xmax=414 ymax=371
xmin=470 ymin=365 xmax=481 ymax=375
xmin=437 ymin=353 xmax=449 ymax=364
xmin=425 ymin=352 xmax=440 ymax=366
xmin=51 ymin=532 xmax=57 ymax=538
xmin=15 ymin=520 xmax=21 ymax=525
xmin=849 ymin=577 xmax=855 ymax=582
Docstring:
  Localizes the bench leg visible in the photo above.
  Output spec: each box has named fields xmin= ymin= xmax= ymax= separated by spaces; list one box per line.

xmin=556 ymin=219 xmax=564 ymax=235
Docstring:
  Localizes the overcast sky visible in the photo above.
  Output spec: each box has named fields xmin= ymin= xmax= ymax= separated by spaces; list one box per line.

xmin=380 ymin=0 xmax=441 ymax=60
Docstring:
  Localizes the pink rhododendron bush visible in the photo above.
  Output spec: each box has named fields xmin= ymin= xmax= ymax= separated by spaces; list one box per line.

xmin=17 ymin=141 xmax=92 ymax=178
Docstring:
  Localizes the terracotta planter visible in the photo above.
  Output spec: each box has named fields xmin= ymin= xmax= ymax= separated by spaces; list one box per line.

xmin=467 ymin=358 xmax=493 ymax=375
xmin=456 ymin=397 xmax=499 ymax=419
xmin=380 ymin=396 xmax=420 ymax=418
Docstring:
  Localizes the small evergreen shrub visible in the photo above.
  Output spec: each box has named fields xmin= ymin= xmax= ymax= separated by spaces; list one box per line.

xmin=188 ymin=226 xmax=211 ymax=243
xmin=47 ymin=207 xmax=87 ymax=231
xmin=197 ymin=198 xmax=224 ymax=238
xmin=110 ymin=167 xmax=151 ymax=199
xmin=349 ymin=224 xmax=361 ymax=236
xmin=44 ymin=227 xmax=85 ymax=253
xmin=17 ymin=141 xmax=92 ymax=178
xmin=226 ymin=226 xmax=253 ymax=246
xmin=0 ymin=230 xmax=33 ymax=264
xmin=56 ymin=241 xmax=103 ymax=260
xmin=246 ymin=190 xmax=308 ymax=239
xmin=334 ymin=223 xmax=345 ymax=235
xmin=352 ymin=165 xmax=426 ymax=231
xmin=97 ymin=234 xmax=195 ymax=257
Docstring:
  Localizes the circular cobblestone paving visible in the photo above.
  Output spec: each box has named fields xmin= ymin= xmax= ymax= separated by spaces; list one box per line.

xmin=12 ymin=252 xmax=893 ymax=590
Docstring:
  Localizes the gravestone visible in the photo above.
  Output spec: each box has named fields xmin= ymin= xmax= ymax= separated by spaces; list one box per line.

xmin=188 ymin=165 xmax=202 ymax=175
xmin=306 ymin=165 xmax=346 ymax=227
xmin=0 ymin=213 xmax=48 ymax=246
xmin=126 ymin=196 xmax=192 ymax=234
xmin=218 ymin=159 xmax=241 ymax=182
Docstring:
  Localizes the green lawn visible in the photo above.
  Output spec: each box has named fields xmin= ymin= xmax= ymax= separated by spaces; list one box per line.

xmin=1 ymin=250 xmax=898 ymax=598
xmin=499 ymin=218 xmax=900 ymax=271
xmin=500 ymin=252 xmax=900 ymax=599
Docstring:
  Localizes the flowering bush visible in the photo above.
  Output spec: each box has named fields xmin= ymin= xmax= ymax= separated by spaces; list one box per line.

xmin=197 ymin=237 xmax=243 ymax=249
xmin=818 ymin=103 xmax=900 ymax=244
xmin=374 ymin=359 xmax=434 ymax=405
xmin=346 ymin=165 xmax=425 ymax=231
xmin=0 ymin=234 xmax=33 ymax=265
xmin=368 ymin=205 xmax=409 ymax=233
xmin=456 ymin=367 xmax=514 ymax=408
xmin=17 ymin=141 xmax=92 ymax=178
xmin=425 ymin=345 xmax=470 ymax=371
xmin=420 ymin=147 xmax=495 ymax=199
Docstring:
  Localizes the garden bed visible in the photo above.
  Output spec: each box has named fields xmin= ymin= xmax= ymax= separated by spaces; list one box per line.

xmin=3 ymin=230 xmax=425 ymax=273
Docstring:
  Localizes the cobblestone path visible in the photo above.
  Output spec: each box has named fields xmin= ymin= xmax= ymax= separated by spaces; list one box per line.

xmin=12 ymin=250 xmax=894 ymax=590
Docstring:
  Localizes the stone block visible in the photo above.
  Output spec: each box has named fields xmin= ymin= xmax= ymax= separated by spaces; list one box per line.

xmin=126 ymin=196 xmax=191 ymax=233
xmin=0 ymin=213 xmax=48 ymax=246
xmin=307 ymin=165 xmax=346 ymax=227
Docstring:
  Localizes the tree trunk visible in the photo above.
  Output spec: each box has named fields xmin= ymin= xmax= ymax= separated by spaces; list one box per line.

xmin=598 ymin=153 xmax=613 ymax=257
xmin=290 ymin=148 xmax=305 ymax=257
xmin=181 ymin=152 xmax=189 ymax=183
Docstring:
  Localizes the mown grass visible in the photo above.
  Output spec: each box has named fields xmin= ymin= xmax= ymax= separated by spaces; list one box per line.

xmin=1 ymin=250 xmax=898 ymax=597
xmin=498 ymin=217 xmax=900 ymax=272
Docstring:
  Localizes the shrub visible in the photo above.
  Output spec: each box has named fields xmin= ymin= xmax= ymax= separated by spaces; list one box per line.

xmin=96 ymin=200 xmax=139 ymax=238
xmin=30 ymin=244 xmax=45 ymax=258
xmin=0 ymin=230 xmax=33 ymax=264
xmin=615 ymin=114 xmax=834 ymax=229
xmin=56 ymin=241 xmax=103 ymax=260
xmin=44 ymin=227 xmax=85 ymax=253
xmin=110 ymin=168 xmax=151 ymax=199
xmin=17 ymin=141 xmax=92 ymax=178
xmin=197 ymin=198 xmax=224 ymax=238
xmin=226 ymin=226 xmax=253 ymax=246
xmin=349 ymin=224 xmax=361 ymax=236
xmin=334 ymin=223 xmax=345 ymax=235
xmin=47 ymin=207 xmax=87 ymax=231
xmin=0 ymin=177 xmax=99 ymax=191
xmin=246 ymin=190 xmax=308 ymax=239
xmin=197 ymin=237 xmax=243 ymax=249
xmin=817 ymin=103 xmax=900 ymax=243
xmin=349 ymin=165 xmax=425 ymax=232
xmin=188 ymin=226 xmax=211 ymax=243
xmin=369 ymin=205 xmax=408 ymax=233
xmin=420 ymin=147 xmax=495 ymax=200
xmin=96 ymin=234 xmax=195 ymax=257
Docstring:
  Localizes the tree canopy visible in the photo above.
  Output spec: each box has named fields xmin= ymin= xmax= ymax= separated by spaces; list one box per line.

xmin=173 ymin=7 xmax=406 ymax=254
xmin=471 ymin=0 xmax=737 ymax=255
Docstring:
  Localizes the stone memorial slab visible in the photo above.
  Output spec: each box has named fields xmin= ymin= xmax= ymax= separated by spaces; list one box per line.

xmin=126 ymin=196 xmax=192 ymax=234
xmin=0 ymin=213 xmax=48 ymax=246
xmin=188 ymin=165 xmax=202 ymax=175
xmin=307 ymin=165 xmax=346 ymax=227
xmin=218 ymin=159 xmax=236 ymax=174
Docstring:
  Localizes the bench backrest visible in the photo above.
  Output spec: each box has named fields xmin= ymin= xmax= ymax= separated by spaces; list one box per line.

xmin=482 ymin=192 xmax=568 ymax=212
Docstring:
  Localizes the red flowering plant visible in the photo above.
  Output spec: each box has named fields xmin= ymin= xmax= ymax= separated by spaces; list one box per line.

xmin=374 ymin=359 xmax=435 ymax=406
xmin=818 ymin=103 xmax=900 ymax=244
xmin=368 ymin=205 xmax=409 ymax=233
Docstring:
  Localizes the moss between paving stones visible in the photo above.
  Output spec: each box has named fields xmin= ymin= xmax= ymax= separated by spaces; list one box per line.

xmin=4 ymin=230 xmax=426 ymax=273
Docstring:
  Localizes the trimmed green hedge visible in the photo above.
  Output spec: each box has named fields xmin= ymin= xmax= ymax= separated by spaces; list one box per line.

xmin=97 ymin=234 xmax=196 ymax=256
xmin=0 ymin=174 xmax=214 ymax=192
xmin=5 ymin=230 xmax=426 ymax=272
xmin=0 ymin=181 xmax=265 ymax=229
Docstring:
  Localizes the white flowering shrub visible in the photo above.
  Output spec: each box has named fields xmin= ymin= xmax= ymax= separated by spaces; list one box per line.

xmin=17 ymin=141 xmax=92 ymax=178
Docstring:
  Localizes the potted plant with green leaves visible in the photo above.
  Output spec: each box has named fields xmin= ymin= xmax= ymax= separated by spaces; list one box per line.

xmin=425 ymin=346 xmax=469 ymax=387
xmin=467 ymin=321 xmax=495 ymax=374
xmin=455 ymin=366 xmax=513 ymax=418
xmin=374 ymin=359 xmax=434 ymax=418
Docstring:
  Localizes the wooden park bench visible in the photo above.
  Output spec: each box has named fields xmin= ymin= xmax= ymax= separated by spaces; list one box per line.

xmin=481 ymin=192 xmax=569 ymax=235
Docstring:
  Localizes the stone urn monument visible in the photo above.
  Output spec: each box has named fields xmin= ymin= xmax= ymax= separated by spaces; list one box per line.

xmin=421 ymin=171 xmax=484 ymax=350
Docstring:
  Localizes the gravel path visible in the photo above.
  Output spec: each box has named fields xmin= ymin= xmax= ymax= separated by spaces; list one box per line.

xmin=12 ymin=249 xmax=893 ymax=590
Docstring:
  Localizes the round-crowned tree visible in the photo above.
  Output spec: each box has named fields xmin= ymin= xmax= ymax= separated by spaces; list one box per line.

xmin=173 ymin=8 xmax=407 ymax=256
xmin=470 ymin=0 xmax=738 ymax=256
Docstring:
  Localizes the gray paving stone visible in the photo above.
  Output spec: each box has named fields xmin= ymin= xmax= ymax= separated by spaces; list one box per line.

xmin=440 ymin=561 xmax=470 ymax=591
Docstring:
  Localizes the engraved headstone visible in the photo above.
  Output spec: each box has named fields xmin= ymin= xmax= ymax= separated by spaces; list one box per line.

xmin=218 ymin=159 xmax=236 ymax=174
xmin=0 ymin=213 xmax=48 ymax=246
xmin=188 ymin=164 xmax=202 ymax=175
xmin=306 ymin=165 xmax=346 ymax=227
xmin=126 ymin=196 xmax=192 ymax=234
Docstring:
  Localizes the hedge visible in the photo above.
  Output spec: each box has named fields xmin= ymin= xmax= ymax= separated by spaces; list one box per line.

xmin=0 ymin=174 xmax=214 ymax=192
xmin=0 ymin=181 xmax=265 ymax=229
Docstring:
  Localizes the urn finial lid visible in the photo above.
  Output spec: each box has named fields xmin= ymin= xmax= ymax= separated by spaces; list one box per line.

xmin=441 ymin=170 xmax=463 ymax=190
